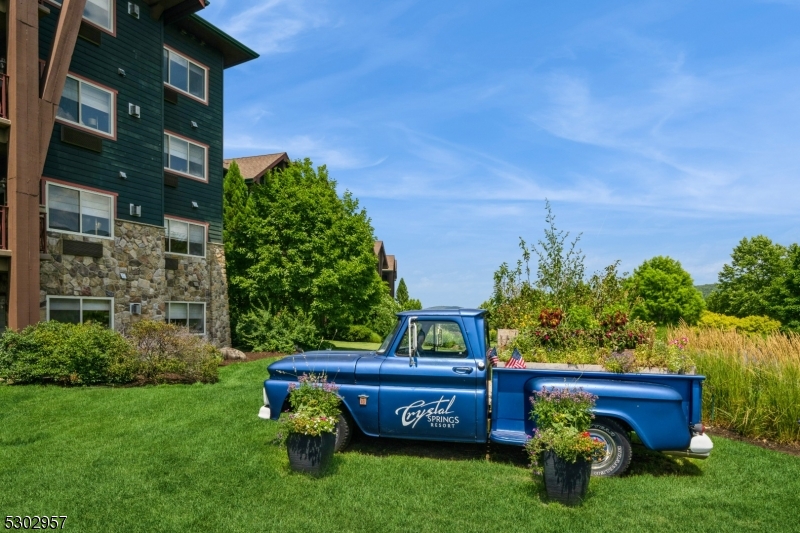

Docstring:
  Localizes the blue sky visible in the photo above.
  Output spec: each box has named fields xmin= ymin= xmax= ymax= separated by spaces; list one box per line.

xmin=205 ymin=0 xmax=800 ymax=308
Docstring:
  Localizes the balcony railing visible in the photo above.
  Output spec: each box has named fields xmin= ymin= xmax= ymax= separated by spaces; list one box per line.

xmin=0 ymin=74 xmax=7 ymax=121
xmin=0 ymin=207 xmax=6 ymax=250
xmin=40 ymin=212 xmax=47 ymax=253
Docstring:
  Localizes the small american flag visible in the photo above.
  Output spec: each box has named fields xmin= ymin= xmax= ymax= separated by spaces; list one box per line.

xmin=505 ymin=348 xmax=527 ymax=369
xmin=487 ymin=347 xmax=500 ymax=367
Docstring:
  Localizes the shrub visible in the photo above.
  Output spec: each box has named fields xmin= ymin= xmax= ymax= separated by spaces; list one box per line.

xmin=235 ymin=305 xmax=320 ymax=353
xmin=0 ymin=321 xmax=136 ymax=385
xmin=739 ymin=315 xmax=782 ymax=335
xmin=127 ymin=321 xmax=221 ymax=383
xmin=698 ymin=311 xmax=782 ymax=335
xmin=344 ymin=325 xmax=382 ymax=343
xmin=697 ymin=311 xmax=739 ymax=331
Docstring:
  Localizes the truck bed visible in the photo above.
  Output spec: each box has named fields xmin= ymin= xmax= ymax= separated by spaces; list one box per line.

xmin=490 ymin=367 xmax=704 ymax=450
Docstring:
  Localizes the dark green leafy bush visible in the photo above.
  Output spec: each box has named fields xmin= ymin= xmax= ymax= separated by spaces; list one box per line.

xmin=0 ymin=321 xmax=135 ymax=385
xmin=344 ymin=325 xmax=382 ymax=343
xmin=235 ymin=305 xmax=320 ymax=353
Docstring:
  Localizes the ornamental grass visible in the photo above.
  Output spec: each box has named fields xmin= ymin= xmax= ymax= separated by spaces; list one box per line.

xmin=669 ymin=324 xmax=800 ymax=444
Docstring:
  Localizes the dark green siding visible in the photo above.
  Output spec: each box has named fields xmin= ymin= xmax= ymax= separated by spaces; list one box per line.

xmin=163 ymin=26 xmax=225 ymax=243
xmin=39 ymin=2 xmax=229 ymax=243
xmin=40 ymin=1 xmax=166 ymax=229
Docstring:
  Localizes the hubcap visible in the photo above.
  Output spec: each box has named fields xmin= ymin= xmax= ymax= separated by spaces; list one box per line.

xmin=588 ymin=427 xmax=617 ymax=471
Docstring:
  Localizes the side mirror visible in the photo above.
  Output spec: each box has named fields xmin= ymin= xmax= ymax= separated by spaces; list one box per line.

xmin=408 ymin=318 xmax=418 ymax=365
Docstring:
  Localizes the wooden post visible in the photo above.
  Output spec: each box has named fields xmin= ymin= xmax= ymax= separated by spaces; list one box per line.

xmin=39 ymin=0 xmax=87 ymax=174
xmin=7 ymin=0 xmax=87 ymax=330
xmin=7 ymin=0 xmax=42 ymax=330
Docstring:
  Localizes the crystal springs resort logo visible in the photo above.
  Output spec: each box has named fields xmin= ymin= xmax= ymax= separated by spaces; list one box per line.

xmin=395 ymin=396 xmax=460 ymax=429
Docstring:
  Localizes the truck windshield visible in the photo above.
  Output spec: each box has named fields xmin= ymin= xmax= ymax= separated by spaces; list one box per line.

xmin=376 ymin=318 xmax=402 ymax=355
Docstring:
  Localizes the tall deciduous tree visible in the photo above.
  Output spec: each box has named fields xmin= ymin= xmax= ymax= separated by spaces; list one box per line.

xmin=772 ymin=244 xmax=800 ymax=330
xmin=707 ymin=236 xmax=788 ymax=318
xmin=627 ymin=256 xmax=705 ymax=325
xmin=225 ymin=158 xmax=384 ymax=337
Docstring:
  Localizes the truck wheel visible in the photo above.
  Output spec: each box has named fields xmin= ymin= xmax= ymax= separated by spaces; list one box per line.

xmin=334 ymin=412 xmax=354 ymax=453
xmin=588 ymin=417 xmax=632 ymax=477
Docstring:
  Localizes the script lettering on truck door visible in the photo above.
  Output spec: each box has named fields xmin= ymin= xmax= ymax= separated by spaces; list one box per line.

xmin=395 ymin=396 xmax=461 ymax=429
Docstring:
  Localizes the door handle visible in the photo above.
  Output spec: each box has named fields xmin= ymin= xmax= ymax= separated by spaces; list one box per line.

xmin=452 ymin=367 xmax=473 ymax=374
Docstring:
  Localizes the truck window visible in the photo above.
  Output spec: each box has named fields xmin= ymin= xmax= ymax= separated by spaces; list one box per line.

xmin=395 ymin=320 xmax=469 ymax=359
xmin=377 ymin=318 xmax=403 ymax=355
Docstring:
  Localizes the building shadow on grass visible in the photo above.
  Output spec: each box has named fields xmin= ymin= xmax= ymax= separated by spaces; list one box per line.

xmin=346 ymin=433 xmax=703 ymax=477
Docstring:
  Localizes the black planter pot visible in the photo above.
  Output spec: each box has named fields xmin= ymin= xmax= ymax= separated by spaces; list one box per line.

xmin=542 ymin=451 xmax=591 ymax=505
xmin=286 ymin=432 xmax=336 ymax=477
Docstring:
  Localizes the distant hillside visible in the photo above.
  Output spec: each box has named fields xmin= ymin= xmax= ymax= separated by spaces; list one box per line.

xmin=695 ymin=284 xmax=718 ymax=299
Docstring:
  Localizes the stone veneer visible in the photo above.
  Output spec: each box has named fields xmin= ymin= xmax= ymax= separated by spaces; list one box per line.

xmin=39 ymin=220 xmax=231 ymax=347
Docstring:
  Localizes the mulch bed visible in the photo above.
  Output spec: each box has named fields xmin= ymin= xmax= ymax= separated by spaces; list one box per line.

xmin=706 ymin=426 xmax=800 ymax=458
xmin=219 ymin=352 xmax=284 ymax=366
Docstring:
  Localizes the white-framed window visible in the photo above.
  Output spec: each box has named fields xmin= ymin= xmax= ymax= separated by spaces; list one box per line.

xmin=47 ymin=296 xmax=114 ymax=328
xmin=46 ymin=182 xmax=114 ymax=238
xmin=166 ymin=302 xmax=206 ymax=334
xmin=57 ymin=75 xmax=115 ymax=138
xmin=163 ymin=132 xmax=207 ymax=181
xmin=164 ymin=218 xmax=206 ymax=257
xmin=49 ymin=0 xmax=114 ymax=34
xmin=163 ymin=47 xmax=208 ymax=103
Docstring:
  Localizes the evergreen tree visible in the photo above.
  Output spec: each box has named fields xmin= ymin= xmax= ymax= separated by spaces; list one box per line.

xmin=222 ymin=160 xmax=250 ymax=330
xmin=395 ymin=277 xmax=422 ymax=310
xmin=396 ymin=278 xmax=409 ymax=307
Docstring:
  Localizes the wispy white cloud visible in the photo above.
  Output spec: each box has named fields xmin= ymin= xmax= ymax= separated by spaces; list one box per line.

xmin=212 ymin=0 xmax=330 ymax=55
xmin=224 ymin=132 xmax=375 ymax=170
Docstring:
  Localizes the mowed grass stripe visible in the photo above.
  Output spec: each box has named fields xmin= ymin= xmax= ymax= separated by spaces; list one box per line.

xmin=1 ymin=359 xmax=799 ymax=533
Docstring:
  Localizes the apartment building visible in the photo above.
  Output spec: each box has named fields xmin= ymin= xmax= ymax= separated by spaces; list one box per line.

xmin=1 ymin=0 xmax=257 ymax=345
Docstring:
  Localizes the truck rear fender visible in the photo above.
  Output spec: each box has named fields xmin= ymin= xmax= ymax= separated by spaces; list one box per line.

xmin=526 ymin=377 xmax=692 ymax=451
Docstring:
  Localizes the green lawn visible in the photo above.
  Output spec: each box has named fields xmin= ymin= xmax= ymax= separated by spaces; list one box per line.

xmin=2 ymin=359 xmax=799 ymax=532
xmin=330 ymin=340 xmax=381 ymax=351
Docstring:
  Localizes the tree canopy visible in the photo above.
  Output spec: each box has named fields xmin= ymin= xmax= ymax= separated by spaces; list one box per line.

xmin=706 ymin=236 xmax=788 ymax=318
xmin=627 ymin=256 xmax=705 ymax=325
xmin=223 ymin=158 xmax=384 ymax=341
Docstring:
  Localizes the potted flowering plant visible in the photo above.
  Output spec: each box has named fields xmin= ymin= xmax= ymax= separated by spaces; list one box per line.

xmin=278 ymin=373 xmax=341 ymax=476
xmin=524 ymin=387 xmax=606 ymax=505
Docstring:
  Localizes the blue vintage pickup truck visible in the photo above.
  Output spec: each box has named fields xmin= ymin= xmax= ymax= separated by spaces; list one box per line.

xmin=260 ymin=307 xmax=713 ymax=476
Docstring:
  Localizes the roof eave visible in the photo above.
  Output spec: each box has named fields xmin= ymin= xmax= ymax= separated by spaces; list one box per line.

xmin=171 ymin=14 xmax=259 ymax=68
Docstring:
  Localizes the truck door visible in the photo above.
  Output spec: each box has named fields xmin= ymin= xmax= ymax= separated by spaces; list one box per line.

xmin=379 ymin=318 xmax=479 ymax=442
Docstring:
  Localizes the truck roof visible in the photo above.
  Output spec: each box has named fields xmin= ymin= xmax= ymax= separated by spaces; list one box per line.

xmin=397 ymin=307 xmax=486 ymax=318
